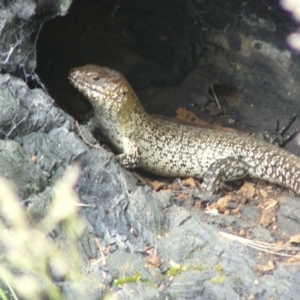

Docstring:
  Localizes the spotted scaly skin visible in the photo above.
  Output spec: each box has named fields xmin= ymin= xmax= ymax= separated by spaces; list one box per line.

xmin=69 ymin=64 xmax=300 ymax=198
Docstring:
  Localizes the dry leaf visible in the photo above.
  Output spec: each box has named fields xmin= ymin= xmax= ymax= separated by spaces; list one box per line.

xmin=287 ymin=253 xmax=300 ymax=263
xmin=267 ymin=260 xmax=275 ymax=271
xmin=151 ymin=180 xmax=165 ymax=191
xmin=276 ymin=240 xmax=284 ymax=246
xmin=238 ymin=182 xmax=256 ymax=198
xmin=31 ymin=155 xmax=37 ymax=163
xmin=147 ymin=255 xmax=162 ymax=268
xmin=259 ymin=189 xmax=268 ymax=198
xmin=239 ymin=229 xmax=246 ymax=236
xmin=272 ymin=241 xmax=285 ymax=252
xmin=264 ymin=199 xmax=278 ymax=210
xmin=255 ymin=260 xmax=275 ymax=272
xmin=182 ymin=177 xmax=196 ymax=187
xmin=258 ymin=198 xmax=278 ymax=210
xmin=289 ymin=234 xmax=300 ymax=245
xmin=169 ymin=181 xmax=181 ymax=190
xmin=176 ymin=108 xmax=209 ymax=126
xmin=175 ymin=193 xmax=191 ymax=202
xmin=175 ymin=108 xmax=238 ymax=133
xmin=259 ymin=206 xmax=277 ymax=227
xmin=232 ymin=204 xmax=241 ymax=214
xmin=209 ymin=195 xmax=231 ymax=213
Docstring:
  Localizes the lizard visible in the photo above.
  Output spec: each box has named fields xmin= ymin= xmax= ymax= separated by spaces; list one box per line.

xmin=68 ymin=64 xmax=300 ymax=201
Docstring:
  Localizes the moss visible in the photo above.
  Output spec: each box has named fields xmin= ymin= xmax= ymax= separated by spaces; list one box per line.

xmin=165 ymin=262 xmax=227 ymax=283
xmin=211 ymin=264 xmax=226 ymax=284
xmin=166 ymin=265 xmax=183 ymax=277
xmin=113 ymin=273 xmax=150 ymax=287
xmin=213 ymin=264 xmax=224 ymax=274
xmin=165 ymin=263 xmax=205 ymax=278
xmin=211 ymin=275 xmax=227 ymax=284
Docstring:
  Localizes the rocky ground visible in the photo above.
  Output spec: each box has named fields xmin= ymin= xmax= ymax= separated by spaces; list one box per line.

xmin=1 ymin=0 xmax=300 ymax=299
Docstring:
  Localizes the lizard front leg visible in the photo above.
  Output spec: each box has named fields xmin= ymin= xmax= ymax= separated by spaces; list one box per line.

xmin=116 ymin=137 xmax=141 ymax=169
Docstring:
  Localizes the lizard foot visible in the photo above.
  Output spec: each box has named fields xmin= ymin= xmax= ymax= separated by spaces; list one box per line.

xmin=251 ymin=113 xmax=298 ymax=147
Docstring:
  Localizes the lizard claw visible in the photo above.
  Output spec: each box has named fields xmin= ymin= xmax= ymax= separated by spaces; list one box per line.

xmin=251 ymin=114 xmax=298 ymax=147
xmin=277 ymin=113 xmax=298 ymax=146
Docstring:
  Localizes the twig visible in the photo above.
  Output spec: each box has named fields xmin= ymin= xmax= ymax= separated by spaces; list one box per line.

xmin=132 ymin=172 xmax=151 ymax=186
xmin=76 ymin=121 xmax=102 ymax=149
xmin=210 ymin=81 xmax=221 ymax=110
xmin=220 ymin=231 xmax=300 ymax=257
xmin=93 ymin=238 xmax=107 ymax=266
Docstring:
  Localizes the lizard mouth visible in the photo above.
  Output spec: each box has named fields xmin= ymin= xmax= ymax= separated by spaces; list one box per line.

xmin=68 ymin=68 xmax=80 ymax=84
xmin=68 ymin=69 xmax=90 ymax=93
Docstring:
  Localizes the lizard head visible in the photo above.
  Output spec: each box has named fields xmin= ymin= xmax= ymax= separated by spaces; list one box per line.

xmin=69 ymin=64 xmax=146 ymax=127
xmin=69 ymin=64 xmax=140 ymax=112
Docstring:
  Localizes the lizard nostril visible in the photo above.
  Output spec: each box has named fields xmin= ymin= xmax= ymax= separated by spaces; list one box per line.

xmin=92 ymin=76 xmax=100 ymax=81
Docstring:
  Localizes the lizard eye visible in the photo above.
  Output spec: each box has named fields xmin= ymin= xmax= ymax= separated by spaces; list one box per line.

xmin=92 ymin=76 xmax=100 ymax=81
